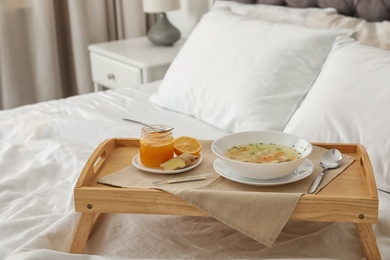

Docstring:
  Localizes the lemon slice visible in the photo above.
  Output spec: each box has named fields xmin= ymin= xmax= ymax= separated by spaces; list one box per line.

xmin=173 ymin=136 xmax=201 ymax=156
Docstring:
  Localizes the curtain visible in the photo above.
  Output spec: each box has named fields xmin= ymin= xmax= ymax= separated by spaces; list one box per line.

xmin=0 ymin=0 xmax=147 ymax=110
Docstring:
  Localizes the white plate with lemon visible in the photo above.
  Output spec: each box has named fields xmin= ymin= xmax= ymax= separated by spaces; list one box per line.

xmin=132 ymin=136 xmax=202 ymax=174
xmin=132 ymin=153 xmax=202 ymax=174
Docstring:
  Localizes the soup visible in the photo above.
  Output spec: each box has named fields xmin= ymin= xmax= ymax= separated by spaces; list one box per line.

xmin=224 ymin=143 xmax=301 ymax=164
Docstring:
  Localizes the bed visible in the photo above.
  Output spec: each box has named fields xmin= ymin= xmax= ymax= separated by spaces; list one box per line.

xmin=1 ymin=0 xmax=390 ymax=259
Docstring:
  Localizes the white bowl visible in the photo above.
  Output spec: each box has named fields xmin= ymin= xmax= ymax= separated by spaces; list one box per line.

xmin=211 ymin=131 xmax=312 ymax=180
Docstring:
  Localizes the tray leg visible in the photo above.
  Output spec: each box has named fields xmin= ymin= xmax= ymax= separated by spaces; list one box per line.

xmin=356 ymin=223 xmax=381 ymax=260
xmin=69 ymin=212 xmax=101 ymax=254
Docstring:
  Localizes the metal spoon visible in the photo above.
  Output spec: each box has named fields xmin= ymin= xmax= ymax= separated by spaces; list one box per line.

xmin=308 ymin=149 xmax=343 ymax=194
xmin=122 ymin=118 xmax=174 ymax=133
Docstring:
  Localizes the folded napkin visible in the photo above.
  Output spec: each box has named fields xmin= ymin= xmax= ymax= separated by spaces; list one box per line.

xmin=98 ymin=140 xmax=354 ymax=247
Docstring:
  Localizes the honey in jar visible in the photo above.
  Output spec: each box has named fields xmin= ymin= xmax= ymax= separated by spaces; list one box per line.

xmin=140 ymin=125 xmax=174 ymax=168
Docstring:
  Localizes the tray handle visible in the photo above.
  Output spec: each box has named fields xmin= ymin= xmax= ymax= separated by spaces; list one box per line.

xmin=75 ymin=138 xmax=116 ymax=188
xmin=356 ymin=144 xmax=378 ymax=199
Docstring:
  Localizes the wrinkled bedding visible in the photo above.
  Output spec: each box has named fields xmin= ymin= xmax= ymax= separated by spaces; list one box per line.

xmin=1 ymin=82 xmax=389 ymax=259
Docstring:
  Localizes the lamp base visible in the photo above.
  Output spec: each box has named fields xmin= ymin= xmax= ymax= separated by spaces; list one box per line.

xmin=147 ymin=13 xmax=181 ymax=46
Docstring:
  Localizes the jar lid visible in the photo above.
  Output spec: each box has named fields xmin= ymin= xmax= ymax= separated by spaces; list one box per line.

xmin=142 ymin=124 xmax=173 ymax=133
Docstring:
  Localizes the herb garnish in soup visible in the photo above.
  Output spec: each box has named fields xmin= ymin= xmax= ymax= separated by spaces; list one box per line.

xmin=224 ymin=143 xmax=301 ymax=164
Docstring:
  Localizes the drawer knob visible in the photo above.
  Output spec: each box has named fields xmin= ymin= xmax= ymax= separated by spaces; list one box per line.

xmin=107 ymin=73 xmax=115 ymax=80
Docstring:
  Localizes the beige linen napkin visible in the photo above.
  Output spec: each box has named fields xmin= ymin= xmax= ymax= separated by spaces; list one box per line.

xmin=98 ymin=140 xmax=354 ymax=247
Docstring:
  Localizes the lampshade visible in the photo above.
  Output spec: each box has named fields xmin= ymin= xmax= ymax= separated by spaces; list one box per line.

xmin=142 ymin=0 xmax=180 ymax=13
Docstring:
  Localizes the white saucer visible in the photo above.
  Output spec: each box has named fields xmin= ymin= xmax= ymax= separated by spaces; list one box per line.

xmin=213 ymin=158 xmax=314 ymax=186
xmin=132 ymin=153 xmax=202 ymax=174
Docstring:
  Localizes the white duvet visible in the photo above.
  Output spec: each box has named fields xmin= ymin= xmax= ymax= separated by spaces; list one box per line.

xmin=1 ymin=82 xmax=389 ymax=259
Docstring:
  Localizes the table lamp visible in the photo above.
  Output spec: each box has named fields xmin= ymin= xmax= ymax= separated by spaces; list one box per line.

xmin=142 ymin=0 xmax=181 ymax=46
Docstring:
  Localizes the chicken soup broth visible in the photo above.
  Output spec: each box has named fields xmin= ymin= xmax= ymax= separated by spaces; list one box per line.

xmin=224 ymin=143 xmax=301 ymax=164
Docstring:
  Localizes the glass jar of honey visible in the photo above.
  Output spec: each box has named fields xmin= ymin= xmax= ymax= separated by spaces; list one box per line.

xmin=140 ymin=125 xmax=174 ymax=168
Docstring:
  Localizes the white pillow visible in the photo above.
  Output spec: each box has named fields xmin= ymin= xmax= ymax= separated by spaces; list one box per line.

xmin=150 ymin=9 xmax=351 ymax=133
xmin=284 ymin=36 xmax=390 ymax=192
xmin=213 ymin=1 xmax=336 ymax=25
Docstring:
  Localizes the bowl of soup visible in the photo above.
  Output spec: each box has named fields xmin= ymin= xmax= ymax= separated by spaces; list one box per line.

xmin=211 ymin=131 xmax=312 ymax=180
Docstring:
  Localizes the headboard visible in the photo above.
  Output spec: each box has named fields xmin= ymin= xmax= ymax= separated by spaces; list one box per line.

xmin=235 ymin=0 xmax=390 ymax=21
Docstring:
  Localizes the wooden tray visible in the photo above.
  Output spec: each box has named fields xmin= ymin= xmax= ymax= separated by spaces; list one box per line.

xmin=71 ymin=138 xmax=380 ymax=258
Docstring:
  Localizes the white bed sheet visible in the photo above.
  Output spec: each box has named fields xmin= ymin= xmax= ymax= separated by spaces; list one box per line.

xmin=1 ymin=81 xmax=389 ymax=259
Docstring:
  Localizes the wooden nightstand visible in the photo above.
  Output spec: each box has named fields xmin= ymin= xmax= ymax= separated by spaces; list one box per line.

xmin=88 ymin=37 xmax=184 ymax=91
